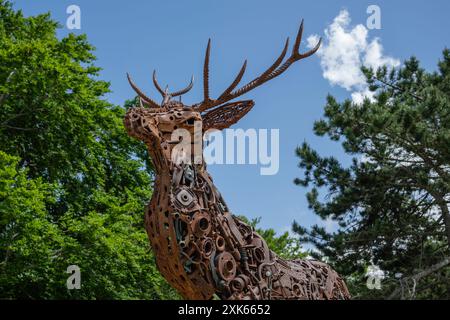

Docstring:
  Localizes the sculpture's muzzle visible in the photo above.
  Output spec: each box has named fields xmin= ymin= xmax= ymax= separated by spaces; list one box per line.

xmin=124 ymin=107 xmax=159 ymax=142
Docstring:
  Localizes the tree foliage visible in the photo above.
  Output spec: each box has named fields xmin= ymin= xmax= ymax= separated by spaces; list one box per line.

xmin=294 ymin=51 xmax=450 ymax=299
xmin=0 ymin=1 xmax=177 ymax=299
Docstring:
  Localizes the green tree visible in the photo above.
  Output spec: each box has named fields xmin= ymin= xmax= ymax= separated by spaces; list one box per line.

xmin=293 ymin=51 xmax=450 ymax=299
xmin=0 ymin=151 xmax=63 ymax=298
xmin=0 ymin=1 xmax=177 ymax=299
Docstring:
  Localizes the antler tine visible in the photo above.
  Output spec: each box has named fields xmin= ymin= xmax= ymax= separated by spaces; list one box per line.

xmin=295 ymin=19 xmax=321 ymax=59
xmin=170 ymin=75 xmax=194 ymax=97
xmin=194 ymin=21 xmax=320 ymax=112
xmin=139 ymin=97 xmax=165 ymax=112
xmin=261 ymin=21 xmax=321 ymax=82
xmin=299 ymin=36 xmax=321 ymax=59
xmin=197 ymin=59 xmax=247 ymax=112
xmin=203 ymin=39 xmax=211 ymax=103
xmin=127 ymin=73 xmax=161 ymax=108
xmin=292 ymin=19 xmax=304 ymax=57
xmin=216 ymin=60 xmax=247 ymax=102
xmin=152 ymin=70 xmax=166 ymax=97
xmin=223 ymin=37 xmax=290 ymax=101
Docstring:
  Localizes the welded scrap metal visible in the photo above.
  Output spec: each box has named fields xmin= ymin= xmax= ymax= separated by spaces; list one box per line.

xmin=123 ymin=20 xmax=351 ymax=300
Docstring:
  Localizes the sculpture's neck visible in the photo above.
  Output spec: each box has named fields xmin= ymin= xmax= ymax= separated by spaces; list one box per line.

xmin=146 ymin=136 xmax=206 ymax=174
xmin=144 ymin=142 xmax=222 ymax=299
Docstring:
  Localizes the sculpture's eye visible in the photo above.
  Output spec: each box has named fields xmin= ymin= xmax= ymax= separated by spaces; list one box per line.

xmin=185 ymin=117 xmax=196 ymax=125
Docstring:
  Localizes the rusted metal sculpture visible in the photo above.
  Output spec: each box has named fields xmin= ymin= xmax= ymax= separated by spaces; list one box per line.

xmin=124 ymin=21 xmax=351 ymax=300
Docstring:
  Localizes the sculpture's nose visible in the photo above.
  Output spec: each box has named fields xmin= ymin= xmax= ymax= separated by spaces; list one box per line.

xmin=123 ymin=110 xmax=132 ymax=131
xmin=123 ymin=108 xmax=139 ymax=135
xmin=123 ymin=107 xmax=157 ymax=141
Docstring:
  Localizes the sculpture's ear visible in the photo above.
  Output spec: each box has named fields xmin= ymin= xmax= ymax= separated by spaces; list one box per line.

xmin=202 ymin=100 xmax=254 ymax=131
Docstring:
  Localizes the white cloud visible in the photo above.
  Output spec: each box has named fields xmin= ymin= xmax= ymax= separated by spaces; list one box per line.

xmin=351 ymin=87 xmax=375 ymax=105
xmin=307 ymin=10 xmax=400 ymax=103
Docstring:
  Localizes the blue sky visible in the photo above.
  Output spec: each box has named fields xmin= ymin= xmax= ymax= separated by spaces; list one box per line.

xmin=14 ymin=1 xmax=450 ymax=238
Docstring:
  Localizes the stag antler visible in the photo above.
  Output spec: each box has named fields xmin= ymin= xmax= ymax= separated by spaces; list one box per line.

xmin=127 ymin=71 xmax=194 ymax=108
xmin=153 ymin=70 xmax=194 ymax=104
xmin=194 ymin=20 xmax=321 ymax=112
xmin=127 ymin=73 xmax=161 ymax=108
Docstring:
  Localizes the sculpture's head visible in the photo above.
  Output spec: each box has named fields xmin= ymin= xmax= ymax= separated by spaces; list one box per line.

xmin=124 ymin=20 xmax=320 ymax=167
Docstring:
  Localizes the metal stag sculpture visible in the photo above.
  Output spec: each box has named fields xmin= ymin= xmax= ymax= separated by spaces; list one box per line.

xmin=124 ymin=21 xmax=350 ymax=300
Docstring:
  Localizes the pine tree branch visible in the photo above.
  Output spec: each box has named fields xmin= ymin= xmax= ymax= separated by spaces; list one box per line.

xmin=1 ymin=124 xmax=39 ymax=131
xmin=375 ymin=76 xmax=423 ymax=101
xmin=0 ymin=94 xmax=8 ymax=107
xmin=387 ymin=256 xmax=450 ymax=299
